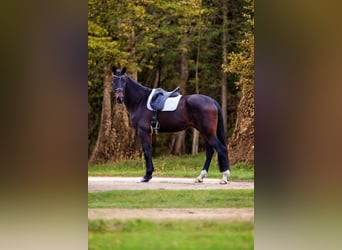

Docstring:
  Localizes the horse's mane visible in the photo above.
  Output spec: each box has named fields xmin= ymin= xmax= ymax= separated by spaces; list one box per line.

xmin=125 ymin=76 xmax=152 ymax=107
xmin=127 ymin=76 xmax=151 ymax=96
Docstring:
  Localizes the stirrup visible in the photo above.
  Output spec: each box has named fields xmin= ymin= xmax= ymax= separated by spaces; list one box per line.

xmin=150 ymin=118 xmax=160 ymax=134
xmin=150 ymin=110 xmax=160 ymax=134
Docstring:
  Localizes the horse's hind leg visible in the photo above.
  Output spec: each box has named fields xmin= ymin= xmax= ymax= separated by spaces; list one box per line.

xmin=195 ymin=142 xmax=214 ymax=183
xmin=207 ymin=136 xmax=230 ymax=184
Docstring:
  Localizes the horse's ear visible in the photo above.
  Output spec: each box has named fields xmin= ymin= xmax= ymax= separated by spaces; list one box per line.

xmin=112 ymin=65 xmax=116 ymax=75
xmin=122 ymin=67 xmax=126 ymax=74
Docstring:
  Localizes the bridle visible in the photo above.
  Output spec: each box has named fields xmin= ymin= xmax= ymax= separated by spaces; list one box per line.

xmin=113 ymin=74 xmax=126 ymax=92
xmin=112 ymin=74 xmax=127 ymax=103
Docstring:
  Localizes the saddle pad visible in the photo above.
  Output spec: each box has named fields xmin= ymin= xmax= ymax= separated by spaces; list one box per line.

xmin=147 ymin=89 xmax=182 ymax=111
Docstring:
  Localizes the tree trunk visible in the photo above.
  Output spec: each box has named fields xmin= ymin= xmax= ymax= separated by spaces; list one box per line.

xmin=89 ymin=64 xmax=112 ymax=164
xmin=228 ymin=85 xmax=254 ymax=165
xmin=169 ymin=131 xmax=186 ymax=155
xmin=192 ymin=129 xmax=200 ymax=154
xmin=89 ymin=65 xmax=141 ymax=165
xmin=221 ymin=0 xmax=228 ymax=135
xmin=129 ymin=26 xmax=138 ymax=80
xmin=170 ymin=34 xmax=189 ymax=155
xmin=192 ymin=31 xmax=201 ymax=154
xmin=153 ymin=67 xmax=160 ymax=88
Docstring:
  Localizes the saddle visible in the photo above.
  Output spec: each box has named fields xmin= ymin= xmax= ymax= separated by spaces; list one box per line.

xmin=149 ymin=87 xmax=181 ymax=134
xmin=150 ymin=87 xmax=180 ymax=111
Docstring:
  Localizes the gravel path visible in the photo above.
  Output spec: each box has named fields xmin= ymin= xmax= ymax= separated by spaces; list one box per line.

xmin=88 ymin=176 xmax=254 ymax=221
xmin=88 ymin=176 xmax=254 ymax=192
xmin=88 ymin=208 xmax=254 ymax=221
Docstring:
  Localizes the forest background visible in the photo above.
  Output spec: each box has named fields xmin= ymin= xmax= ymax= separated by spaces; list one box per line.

xmin=88 ymin=0 xmax=254 ymax=166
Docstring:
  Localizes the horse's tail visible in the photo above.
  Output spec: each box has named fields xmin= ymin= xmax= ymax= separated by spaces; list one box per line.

xmin=214 ymin=101 xmax=227 ymax=147
xmin=214 ymin=100 xmax=230 ymax=171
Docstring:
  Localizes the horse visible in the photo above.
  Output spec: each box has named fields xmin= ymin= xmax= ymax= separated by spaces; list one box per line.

xmin=112 ymin=66 xmax=230 ymax=184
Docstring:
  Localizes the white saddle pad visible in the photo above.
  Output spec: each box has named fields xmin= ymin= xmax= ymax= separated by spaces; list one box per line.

xmin=147 ymin=89 xmax=182 ymax=111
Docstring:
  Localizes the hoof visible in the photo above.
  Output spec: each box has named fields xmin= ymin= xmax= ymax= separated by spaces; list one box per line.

xmin=195 ymin=178 xmax=203 ymax=183
xmin=140 ymin=176 xmax=152 ymax=182
xmin=219 ymin=179 xmax=228 ymax=185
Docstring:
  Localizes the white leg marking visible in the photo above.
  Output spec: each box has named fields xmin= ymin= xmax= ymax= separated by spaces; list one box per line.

xmin=219 ymin=170 xmax=230 ymax=184
xmin=195 ymin=169 xmax=207 ymax=183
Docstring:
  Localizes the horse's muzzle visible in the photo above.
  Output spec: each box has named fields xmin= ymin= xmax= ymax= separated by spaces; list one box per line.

xmin=115 ymin=92 xmax=124 ymax=103
xmin=116 ymin=96 xmax=124 ymax=104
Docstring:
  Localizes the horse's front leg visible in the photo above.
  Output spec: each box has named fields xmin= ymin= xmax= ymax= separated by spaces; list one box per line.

xmin=138 ymin=128 xmax=154 ymax=182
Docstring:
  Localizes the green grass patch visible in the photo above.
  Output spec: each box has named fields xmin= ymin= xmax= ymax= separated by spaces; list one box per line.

xmin=88 ymin=153 xmax=254 ymax=181
xmin=88 ymin=189 xmax=254 ymax=208
xmin=88 ymin=219 xmax=254 ymax=250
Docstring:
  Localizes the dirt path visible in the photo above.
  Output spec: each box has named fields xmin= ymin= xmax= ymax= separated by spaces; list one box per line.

xmin=88 ymin=177 xmax=254 ymax=192
xmin=88 ymin=177 xmax=254 ymax=221
xmin=88 ymin=208 xmax=254 ymax=221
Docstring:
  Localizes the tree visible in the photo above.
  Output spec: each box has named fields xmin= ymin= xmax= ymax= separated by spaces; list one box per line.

xmin=88 ymin=0 xmax=254 ymax=164
xmin=221 ymin=0 xmax=229 ymax=135
xmin=224 ymin=0 xmax=254 ymax=165
xmin=89 ymin=65 xmax=140 ymax=164
xmin=169 ymin=33 xmax=189 ymax=155
xmin=88 ymin=1 xmax=141 ymax=163
xmin=191 ymin=26 xmax=201 ymax=155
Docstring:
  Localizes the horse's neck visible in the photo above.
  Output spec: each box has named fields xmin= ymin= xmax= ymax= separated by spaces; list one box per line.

xmin=125 ymin=77 xmax=151 ymax=109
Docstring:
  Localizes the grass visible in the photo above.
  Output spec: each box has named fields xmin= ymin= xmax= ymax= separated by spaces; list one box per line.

xmin=88 ymin=219 xmax=254 ymax=250
xmin=88 ymin=153 xmax=254 ymax=181
xmin=88 ymin=154 xmax=254 ymax=249
xmin=88 ymin=189 xmax=254 ymax=208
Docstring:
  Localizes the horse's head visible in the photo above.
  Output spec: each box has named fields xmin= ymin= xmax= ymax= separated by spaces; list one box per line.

xmin=111 ymin=66 xmax=127 ymax=104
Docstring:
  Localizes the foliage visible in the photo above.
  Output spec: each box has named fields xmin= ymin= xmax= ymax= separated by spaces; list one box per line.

xmin=88 ymin=0 xmax=255 ymax=159
xmin=89 ymin=219 xmax=254 ymax=250
xmin=223 ymin=0 xmax=254 ymax=94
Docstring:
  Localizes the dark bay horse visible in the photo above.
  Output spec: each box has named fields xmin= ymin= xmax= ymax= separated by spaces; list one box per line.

xmin=112 ymin=67 xmax=230 ymax=184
